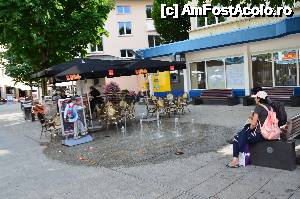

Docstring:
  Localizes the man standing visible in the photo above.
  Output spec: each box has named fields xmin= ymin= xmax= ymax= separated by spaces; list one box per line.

xmin=89 ymin=86 xmax=102 ymax=114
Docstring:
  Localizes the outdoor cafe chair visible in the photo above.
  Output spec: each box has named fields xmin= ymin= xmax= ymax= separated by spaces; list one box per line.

xmin=38 ymin=113 xmax=61 ymax=142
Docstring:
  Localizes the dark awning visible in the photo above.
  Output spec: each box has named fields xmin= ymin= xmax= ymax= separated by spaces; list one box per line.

xmin=123 ymin=59 xmax=186 ymax=74
xmin=32 ymin=58 xmax=186 ymax=81
xmin=31 ymin=58 xmax=132 ymax=79
xmin=55 ymin=61 xmax=129 ymax=80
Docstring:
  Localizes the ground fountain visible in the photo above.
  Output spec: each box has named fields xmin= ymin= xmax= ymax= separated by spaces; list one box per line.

xmin=44 ymin=113 xmax=235 ymax=168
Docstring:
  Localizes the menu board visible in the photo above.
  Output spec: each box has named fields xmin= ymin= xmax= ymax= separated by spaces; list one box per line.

xmin=58 ymin=97 xmax=87 ymax=136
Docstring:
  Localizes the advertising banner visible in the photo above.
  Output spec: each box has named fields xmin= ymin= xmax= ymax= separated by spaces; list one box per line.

xmin=58 ymin=96 xmax=87 ymax=136
xmin=152 ymin=71 xmax=171 ymax=92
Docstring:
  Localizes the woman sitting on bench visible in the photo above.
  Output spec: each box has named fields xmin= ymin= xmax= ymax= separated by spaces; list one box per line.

xmin=227 ymin=91 xmax=271 ymax=168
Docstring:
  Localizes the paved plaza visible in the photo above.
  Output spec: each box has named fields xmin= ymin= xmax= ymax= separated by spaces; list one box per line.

xmin=0 ymin=103 xmax=300 ymax=199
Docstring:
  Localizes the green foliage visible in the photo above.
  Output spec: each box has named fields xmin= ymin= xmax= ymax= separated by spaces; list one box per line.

xmin=0 ymin=0 xmax=114 ymax=84
xmin=153 ymin=0 xmax=299 ymax=43
xmin=4 ymin=63 xmax=35 ymax=85
xmin=197 ymin=0 xmax=299 ymax=7
xmin=153 ymin=0 xmax=191 ymax=43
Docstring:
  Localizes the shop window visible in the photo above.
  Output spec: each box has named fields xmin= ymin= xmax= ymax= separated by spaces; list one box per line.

xmin=148 ymin=35 xmax=162 ymax=47
xmin=252 ymin=53 xmax=273 ymax=87
xmin=118 ymin=22 xmax=132 ymax=35
xmin=206 ymin=59 xmax=225 ymax=89
xmin=225 ymin=56 xmax=244 ymax=89
xmin=190 ymin=61 xmax=206 ymax=89
xmin=146 ymin=5 xmax=153 ymax=18
xmin=117 ymin=6 xmax=130 ymax=14
xmin=170 ymin=70 xmax=180 ymax=83
xmin=120 ymin=49 xmax=134 ymax=58
xmin=273 ymin=50 xmax=297 ymax=86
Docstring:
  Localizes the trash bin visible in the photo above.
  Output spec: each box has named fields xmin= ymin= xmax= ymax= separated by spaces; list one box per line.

xmin=23 ymin=104 xmax=32 ymax=120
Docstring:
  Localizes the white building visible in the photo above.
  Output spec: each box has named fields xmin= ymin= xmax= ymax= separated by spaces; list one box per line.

xmin=138 ymin=1 xmax=300 ymax=98
xmin=0 ymin=47 xmax=33 ymax=100
xmin=83 ymin=0 xmax=160 ymax=92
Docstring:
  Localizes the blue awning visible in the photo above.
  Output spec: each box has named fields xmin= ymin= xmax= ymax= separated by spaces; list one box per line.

xmin=138 ymin=15 xmax=300 ymax=59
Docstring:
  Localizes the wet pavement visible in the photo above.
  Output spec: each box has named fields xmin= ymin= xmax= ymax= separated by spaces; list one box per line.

xmin=44 ymin=120 xmax=235 ymax=167
xmin=1 ymin=103 xmax=300 ymax=199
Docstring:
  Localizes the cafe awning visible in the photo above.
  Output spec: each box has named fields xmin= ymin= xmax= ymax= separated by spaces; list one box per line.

xmin=32 ymin=58 xmax=186 ymax=81
xmin=123 ymin=59 xmax=186 ymax=75
xmin=31 ymin=58 xmax=131 ymax=79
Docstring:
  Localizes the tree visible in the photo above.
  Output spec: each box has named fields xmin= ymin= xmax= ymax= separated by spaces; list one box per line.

xmin=0 ymin=0 xmax=114 ymax=94
xmin=153 ymin=0 xmax=191 ymax=43
xmin=153 ymin=0 xmax=299 ymax=43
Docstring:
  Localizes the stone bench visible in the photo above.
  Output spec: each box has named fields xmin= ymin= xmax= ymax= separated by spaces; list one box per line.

xmin=250 ymin=114 xmax=300 ymax=171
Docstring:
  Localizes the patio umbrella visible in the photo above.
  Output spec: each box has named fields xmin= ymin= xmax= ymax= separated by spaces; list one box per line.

xmin=55 ymin=59 xmax=131 ymax=80
xmin=123 ymin=59 xmax=186 ymax=75
xmin=31 ymin=58 xmax=132 ymax=79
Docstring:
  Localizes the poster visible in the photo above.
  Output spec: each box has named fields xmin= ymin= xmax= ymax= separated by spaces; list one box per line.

xmin=207 ymin=66 xmax=225 ymax=89
xmin=226 ymin=64 xmax=245 ymax=89
xmin=58 ymin=97 xmax=87 ymax=136
xmin=152 ymin=71 xmax=171 ymax=92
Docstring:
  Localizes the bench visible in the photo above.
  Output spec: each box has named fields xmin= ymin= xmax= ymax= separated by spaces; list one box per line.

xmin=264 ymin=87 xmax=300 ymax=107
xmin=197 ymin=89 xmax=239 ymax=106
xmin=250 ymin=114 xmax=300 ymax=171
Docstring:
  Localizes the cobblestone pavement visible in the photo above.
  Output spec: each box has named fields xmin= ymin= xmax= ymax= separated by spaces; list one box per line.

xmin=0 ymin=103 xmax=299 ymax=199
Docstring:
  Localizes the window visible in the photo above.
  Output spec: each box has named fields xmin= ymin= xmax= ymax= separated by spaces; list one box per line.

xmin=118 ymin=22 xmax=132 ymax=35
xmin=225 ymin=56 xmax=244 ymax=89
xmin=170 ymin=70 xmax=180 ymax=83
xmin=207 ymin=12 xmax=216 ymax=26
xmin=120 ymin=49 xmax=134 ymax=58
xmin=252 ymin=53 xmax=273 ymax=87
xmin=190 ymin=61 xmax=206 ymax=89
xmin=206 ymin=59 xmax=225 ymax=89
xmin=117 ymin=6 xmax=130 ymax=14
xmin=146 ymin=5 xmax=153 ymax=18
xmin=90 ymin=38 xmax=103 ymax=52
xmin=273 ymin=50 xmax=297 ymax=86
xmin=148 ymin=35 xmax=162 ymax=47
xmin=196 ymin=14 xmax=227 ymax=28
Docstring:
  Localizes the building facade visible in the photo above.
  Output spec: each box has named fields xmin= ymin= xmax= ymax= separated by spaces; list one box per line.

xmin=84 ymin=0 xmax=160 ymax=92
xmin=0 ymin=46 xmax=35 ymax=100
xmin=138 ymin=1 xmax=300 ymax=97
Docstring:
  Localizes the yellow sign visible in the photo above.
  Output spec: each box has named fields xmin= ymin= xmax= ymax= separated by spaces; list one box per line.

xmin=152 ymin=71 xmax=171 ymax=92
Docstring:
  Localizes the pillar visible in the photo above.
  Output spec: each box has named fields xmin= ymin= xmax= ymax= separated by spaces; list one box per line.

xmin=183 ymin=63 xmax=191 ymax=93
xmin=148 ymin=74 xmax=154 ymax=96
xmin=0 ymin=86 xmax=6 ymax=99
xmin=14 ymin=88 xmax=19 ymax=100
xmin=243 ymin=45 xmax=252 ymax=96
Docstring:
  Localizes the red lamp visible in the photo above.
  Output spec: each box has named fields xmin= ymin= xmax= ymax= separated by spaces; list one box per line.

xmin=108 ymin=69 xmax=114 ymax=76
xmin=169 ymin=65 xmax=175 ymax=71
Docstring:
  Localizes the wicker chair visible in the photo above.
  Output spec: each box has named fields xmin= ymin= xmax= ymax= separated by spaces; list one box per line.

xmin=38 ymin=113 xmax=61 ymax=142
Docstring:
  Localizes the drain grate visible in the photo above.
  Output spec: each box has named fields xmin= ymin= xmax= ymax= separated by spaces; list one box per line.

xmin=104 ymin=135 xmax=111 ymax=138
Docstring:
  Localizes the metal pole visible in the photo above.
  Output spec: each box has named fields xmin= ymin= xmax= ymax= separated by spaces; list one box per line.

xmin=71 ymin=81 xmax=74 ymax=96
xmin=85 ymin=79 xmax=94 ymax=128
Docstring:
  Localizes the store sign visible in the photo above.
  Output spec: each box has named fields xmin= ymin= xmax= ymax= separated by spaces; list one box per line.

xmin=66 ymin=74 xmax=81 ymax=81
xmin=135 ymin=69 xmax=148 ymax=75
xmin=282 ymin=51 xmax=296 ymax=60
